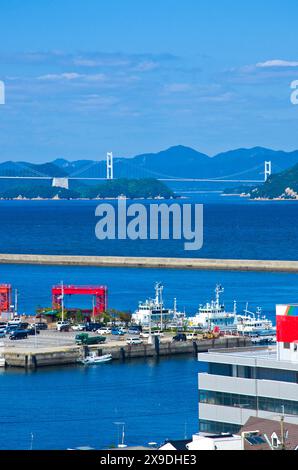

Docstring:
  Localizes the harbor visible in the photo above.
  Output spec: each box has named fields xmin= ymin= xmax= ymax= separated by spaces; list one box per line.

xmin=2 ymin=332 xmax=250 ymax=369
xmin=0 ymin=281 xmax=274 ymax=369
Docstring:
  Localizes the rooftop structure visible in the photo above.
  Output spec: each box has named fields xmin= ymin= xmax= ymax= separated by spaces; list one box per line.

xmin=239 ymin=416 xmax=298 ymax=451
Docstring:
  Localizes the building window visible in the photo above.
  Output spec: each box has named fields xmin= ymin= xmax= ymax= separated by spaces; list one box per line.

xmin=209 ymin=363 xmax=233 ymax=377
xmin=199 ymin=420 xmax=240 ymax=435
xmin=199 ymin=390 xmax=256 ymax=409
xmin=199 ymin=390 xmax=298 ymax=416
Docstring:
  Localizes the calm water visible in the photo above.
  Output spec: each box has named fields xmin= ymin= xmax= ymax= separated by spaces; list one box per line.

xmin=0 ymin=195 xmax=298 ymax=449
xmin=0 ymin=196 xmax=297 ymax=260
xmin=0 ymin=357 xmax=203 ymax=450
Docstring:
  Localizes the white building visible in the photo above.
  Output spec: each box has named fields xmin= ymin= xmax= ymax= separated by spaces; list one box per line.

xmin=197 ymin=304 xmax=298 ymax=434
xmin=159 ymin=433 xmax=242 ymax=451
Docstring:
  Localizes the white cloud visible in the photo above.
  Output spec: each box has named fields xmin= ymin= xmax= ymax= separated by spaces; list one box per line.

xmin=256 ymin=59 xmax=298 ymax=68
xmin=37 ymin=73 xmax=80 ymax=81
xmin=37 ymin=72 xmax=105 ymax=82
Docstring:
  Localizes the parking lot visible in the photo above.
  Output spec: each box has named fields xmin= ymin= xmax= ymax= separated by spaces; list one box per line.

xmin=2 ymin=328 xmax=173 ymax=350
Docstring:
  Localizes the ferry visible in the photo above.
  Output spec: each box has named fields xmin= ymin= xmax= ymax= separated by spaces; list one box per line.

xmin=188 ymin=285 xmax=238 ymax=332
xmin=132 ymin=283 xmax=185 ymax=327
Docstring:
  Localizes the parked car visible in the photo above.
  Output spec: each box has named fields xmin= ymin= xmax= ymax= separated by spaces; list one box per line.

xmin=111 ymin=329 xmax=125 ymax=336
xmin=186 ymin=333 xmax=199 ymax=341
xmin=71 ymin=323 xmax=86 ymax=332
xmin=5 ymin=325 xmax=20 ymax=335
xmin=129 ymin=325 xmax=142 ymax=332
xmin=172 ymin=333 xmax=187 ymax=342
xmin=27 ymin=327 xmax=40 ymax=336
xmin=7 ymin=322 xmax=29 ymax=330
xmin=153 ymin=331 xmax=164 ymax=337
xmin=126 ymin=337 xmax=143 ymax=345
xmin=97 ymin=327 xmax=112 ymax=335
xmin=32 ymin=322 xmax=48 ymax=331
xmin=118 ymin=327 xmax=127 ymax=333
xmin=9 ymin=330 xmax=28 ymax=340
xmin=140 ymin=332 xmax=150 ymax=339
xmin=56 ymin=321 xmax=70 ymax=332
xmin=75 ymin=333 xmax=106 ymax=345
xmin=7 ymin=319 xmax=22 ymax=326
xmin=85 ymin=322 xmax=103 ymax=332
xmin=128 ymin=328 xmax=141 ymax=335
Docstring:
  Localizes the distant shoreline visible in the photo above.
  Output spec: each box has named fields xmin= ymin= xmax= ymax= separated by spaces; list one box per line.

xmin=0 ymin=196 xmax=182 ymax=201
xmin=222 ymin=193 xmax=298 ymax=202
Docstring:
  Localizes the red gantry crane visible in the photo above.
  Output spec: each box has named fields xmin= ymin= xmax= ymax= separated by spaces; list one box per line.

xmin=52 ymin=285 xmax=108 ymax=317
xmin=0 ymin=284 xmax=12 ymax=313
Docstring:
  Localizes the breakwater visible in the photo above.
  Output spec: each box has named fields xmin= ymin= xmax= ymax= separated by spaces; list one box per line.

xmin=4 ymin=336 xmax=251 ymax=369
xmin=0 ymin=253 xmax=298 ymax=272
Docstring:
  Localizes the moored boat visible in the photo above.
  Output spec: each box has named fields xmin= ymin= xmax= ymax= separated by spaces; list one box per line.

xmin=80 ymin=352 xmax=112 ymax=365
xmin=188 ymin=285 xmax=238 ymax=332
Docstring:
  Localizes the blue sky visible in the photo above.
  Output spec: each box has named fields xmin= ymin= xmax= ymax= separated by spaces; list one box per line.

xmin=1 ymin=0 xmax=298 ymax=161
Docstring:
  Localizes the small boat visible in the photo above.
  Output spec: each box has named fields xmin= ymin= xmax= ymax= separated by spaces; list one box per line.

xmin=80 ymin=352 xmax=112 ymax=365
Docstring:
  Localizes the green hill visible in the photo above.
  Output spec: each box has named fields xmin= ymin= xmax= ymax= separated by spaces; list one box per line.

xmin=0 ymin=178 xmax=175 ymax=200
xmin=249 ymin=163 xmax=298 ymax=199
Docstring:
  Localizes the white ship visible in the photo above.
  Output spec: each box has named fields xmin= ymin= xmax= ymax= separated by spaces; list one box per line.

xmin=237 ymin=305 xmax=276 ymax=343
xmin=132 ymin=283 xmax=185 ymax=327
xmin=188 ymin=285 xmax=238 ymax=332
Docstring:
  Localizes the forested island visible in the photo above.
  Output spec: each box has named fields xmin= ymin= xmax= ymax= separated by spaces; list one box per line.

xmin=223 ymin=163 xmax=298 ymax=200
xmin=0 ymin=178 xmax=176 ymax=200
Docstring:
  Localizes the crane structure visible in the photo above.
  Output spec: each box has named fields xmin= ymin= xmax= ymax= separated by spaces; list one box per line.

xmin=52 ymin=284 xmax=108 ymax=316
xmin=0 ymin=284 xmax=12 ymax=313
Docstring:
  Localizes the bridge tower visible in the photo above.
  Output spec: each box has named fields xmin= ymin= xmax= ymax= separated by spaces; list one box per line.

xmin=106 ymin=152 xmax=114 ymax=180
xmin=52 ymin=178 xmax=69 ymax=189
xmin=264 ymin=161 xmax=272 ymax=182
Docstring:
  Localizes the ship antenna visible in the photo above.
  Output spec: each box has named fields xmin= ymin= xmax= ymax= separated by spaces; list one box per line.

xmin=215 ymin=284 xmax=223 ymax=308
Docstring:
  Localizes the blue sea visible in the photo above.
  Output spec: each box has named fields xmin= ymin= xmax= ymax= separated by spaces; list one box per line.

xmin=0 ymin=195 xmax=298 ymax=449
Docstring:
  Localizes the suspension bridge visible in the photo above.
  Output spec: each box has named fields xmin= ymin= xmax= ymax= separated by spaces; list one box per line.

xmin=0 ymin=153 xmax=272 ymax=189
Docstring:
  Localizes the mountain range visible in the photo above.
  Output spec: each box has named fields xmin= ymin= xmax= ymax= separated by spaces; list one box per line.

xmin=1 ymin=145 xmax=298 ymax=181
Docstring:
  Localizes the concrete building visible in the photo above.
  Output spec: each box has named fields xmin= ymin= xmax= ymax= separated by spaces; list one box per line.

xmin=197 ymin=304 xmax=298 ymax=434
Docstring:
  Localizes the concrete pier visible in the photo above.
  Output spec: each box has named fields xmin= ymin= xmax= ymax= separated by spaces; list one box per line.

xmin=3 ymin=336 xmax=251 ymax=369
xmin=0 ymin=253 xmax=298 ymax=272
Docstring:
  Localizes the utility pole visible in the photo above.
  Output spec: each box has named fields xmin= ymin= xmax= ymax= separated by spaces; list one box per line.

xmin=280 ymin=406 xmax=286 ymax=450
xmin=61 ymin=281 xmax=64 ymax=322
xmin=92 ymin=295 xmax=95 ymax=323
xmin=15 ymin=289 xmax=18 ymax=317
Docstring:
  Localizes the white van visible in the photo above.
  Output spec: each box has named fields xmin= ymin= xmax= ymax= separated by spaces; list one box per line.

xmin=56 ymin=321 xmax=70 ymax=331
